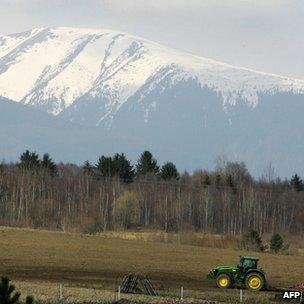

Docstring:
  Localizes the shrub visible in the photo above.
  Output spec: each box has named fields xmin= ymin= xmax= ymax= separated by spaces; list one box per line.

xmin=270 ymin=233 xmax=284 ymax=253
xmin=281 ymin=243 xmax=292 ymax=255
xmin=82 ymin=218 xmax=104 ymax=234
xmin=241 ymin=229 xmax=264 ymax=251
xmin=114 ymin=191 xmax=141 ymax=229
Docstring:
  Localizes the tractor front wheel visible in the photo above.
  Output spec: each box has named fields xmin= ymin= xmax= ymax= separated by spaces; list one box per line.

xmin=216 ymin=274 xmax=232 ymax=289
xmin=245 ymin=272 xmax=264 ymax=291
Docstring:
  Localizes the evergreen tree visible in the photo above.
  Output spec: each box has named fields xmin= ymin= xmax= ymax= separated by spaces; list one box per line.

xmin=0 ymin=277 xmax=33 ymax=304
xmin=160 ymin=162 xmax=179 ymax=180
xmin=95 ymin=156 xmax=115 ymax=178
xmin=290 ymin=173 xmax=303 ymax=191
xmin=0 ymin=277 xmax=20 ymax=304
xmin=95 ymin=154 xmax=135 ymax=182
xmin=41 ymin=153 xmax=58 ymax=177
xmin=203 ymin=174 xmax=211 ymax=188
xmin=270 ymin=233 xmax=284 ymax=253
xmin=112 ymin=153 xmax=135 ymax=182
xmin=136 ymin=151 xmax=159 ymax=175
xmin=18 ymin=150 xmax=40 ymax=171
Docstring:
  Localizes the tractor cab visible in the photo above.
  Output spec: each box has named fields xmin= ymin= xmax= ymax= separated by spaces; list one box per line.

xmin=239 ymin=256 xmax=259 ymax=272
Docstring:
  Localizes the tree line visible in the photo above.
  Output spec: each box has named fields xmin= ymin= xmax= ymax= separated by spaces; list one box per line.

xmin=0 ymin=150 xmax=303 ymax=235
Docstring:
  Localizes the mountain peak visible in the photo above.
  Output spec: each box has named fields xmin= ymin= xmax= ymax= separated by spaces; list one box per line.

xmin=1 ymin=26 xmax=304 ymax=116
xmin=1 ymin=27 xmax=304 ymax=176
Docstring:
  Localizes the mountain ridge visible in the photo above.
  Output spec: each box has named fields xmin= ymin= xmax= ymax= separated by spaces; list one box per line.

xmin=1 ymin=27 xmax=304 ymax=121
xmin=1 ymin=27 xmax=304 ymax=177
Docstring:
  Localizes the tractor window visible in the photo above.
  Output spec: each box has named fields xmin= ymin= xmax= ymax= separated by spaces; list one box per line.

xmin=241 ymin=259 xmax=257 ymax=269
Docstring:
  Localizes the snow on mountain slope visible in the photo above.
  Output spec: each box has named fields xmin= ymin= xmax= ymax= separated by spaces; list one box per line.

xmin=1 ymin=26 xmax=304 ymax=118
xmin=2 ymin=27 xmax=304 ymax=177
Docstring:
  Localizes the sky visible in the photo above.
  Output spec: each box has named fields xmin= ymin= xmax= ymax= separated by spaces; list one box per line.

xmin=0 ymin=0 xmax=303 ymax=79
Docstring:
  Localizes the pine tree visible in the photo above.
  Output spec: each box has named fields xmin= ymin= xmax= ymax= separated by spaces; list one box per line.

xmin=136 ymin=151 xmax=159 ymax=176
xmin=95 ymin=154 xmax=135 ymax=182
xmin=41 ymin=153 xmax=58 ymax=177
xmin=290 ymin=173 xmax=303 ymax=191
xmin=0 ymin=277 xmax=20 ymax=304
xmin=270 ymin=233 xmax=284 ymax=253
xmin=203 ymin=174 xmax=211 ymax=188
xmin=160 ymin=162 xmax=179 ymax=180
xmin=112 ymin=153 xmax=135 ymax=182
xmin=0 ymin=277 xmax=34 ymax=304
xmin=18 ymin=150 xmax=40 ymax=171
xmin=95 ymin=156 xmax=114 ymax=178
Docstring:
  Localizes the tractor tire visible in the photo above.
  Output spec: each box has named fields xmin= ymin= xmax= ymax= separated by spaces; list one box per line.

xmin=245 ymin=272 xmax=264 ymax=291
xmin=216 ymin=274 xmax=232 ymax=289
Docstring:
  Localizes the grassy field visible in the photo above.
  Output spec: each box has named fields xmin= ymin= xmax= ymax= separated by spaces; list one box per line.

xmin=0 ymin=227 xmax=303 ymax=303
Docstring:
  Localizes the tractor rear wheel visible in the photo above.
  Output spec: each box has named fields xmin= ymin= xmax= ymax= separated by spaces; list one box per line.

xmin=245 ymin=272 xmax=264 ymax=291
xmin=216 ymin=274 xmax=232 ymax=289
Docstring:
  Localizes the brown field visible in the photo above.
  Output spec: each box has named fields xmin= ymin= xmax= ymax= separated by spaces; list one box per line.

xmin=0 ymin=227 xmax=303 ymax=303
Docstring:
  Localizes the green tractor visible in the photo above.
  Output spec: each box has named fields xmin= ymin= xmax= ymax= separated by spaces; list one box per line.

xmin=206 ymin=256 xmax=267 ymax=291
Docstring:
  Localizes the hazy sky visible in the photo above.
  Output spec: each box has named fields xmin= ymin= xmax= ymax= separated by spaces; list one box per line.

xmin=1 ymin=0 xmax=303 ymax=79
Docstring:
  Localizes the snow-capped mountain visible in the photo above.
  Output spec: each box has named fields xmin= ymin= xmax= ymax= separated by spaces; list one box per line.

xmin=1 ymin=27 xmax=304 ymax=176
xmin=1 ymin=27 xmax=304 ymax=119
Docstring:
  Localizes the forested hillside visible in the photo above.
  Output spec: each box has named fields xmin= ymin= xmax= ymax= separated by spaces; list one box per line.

xmin=0 ymin=150 xmax=303 ymax=235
